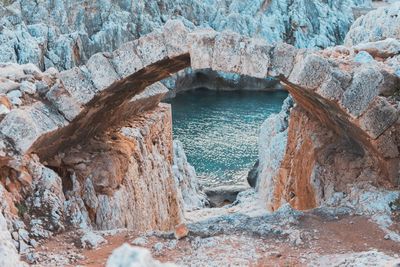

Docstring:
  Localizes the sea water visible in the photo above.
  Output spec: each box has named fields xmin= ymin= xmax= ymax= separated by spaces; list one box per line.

xmin=166 ymin=88 xmax=288 ymax=186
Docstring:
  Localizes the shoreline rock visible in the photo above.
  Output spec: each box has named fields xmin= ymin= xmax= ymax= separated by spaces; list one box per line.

xmin=204 ymin=184 xmax=251 ymax=207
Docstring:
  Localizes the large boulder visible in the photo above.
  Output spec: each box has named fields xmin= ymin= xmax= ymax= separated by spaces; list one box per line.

xmin=345 ymin=2 xmax=400 ymax=46
xmin=106 ymin=243 xmax=176 ymax=267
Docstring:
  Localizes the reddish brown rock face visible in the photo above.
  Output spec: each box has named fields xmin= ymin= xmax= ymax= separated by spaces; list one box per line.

xmin=271 ymin=102 xmax=399 ymax=211
xmin=271 ymin=107 xmax=318 ymax=211
xmin=55 ymin=104 xmax=182 ymax=231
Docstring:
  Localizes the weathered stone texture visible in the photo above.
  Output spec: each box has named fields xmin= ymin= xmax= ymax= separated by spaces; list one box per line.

xmin=136 ymin=31 xmax=168 ymax=66
xmin=86 ymin=53 xmax=120 ymax=91
xmin=163 ymin=20 xmax=190 ymax=58
xmin=288 ymin=53 xmax=331 ymax=91
xmin=345 ymin=3 xmax=400 ymax=46
xmin=46 ymin=83 xmax=82 ymax=121
xmin=212 ymin=32 xmax=243 ymax=73
xmin=358 ymin=97 xmax=399 ymax=139
xmin=58 ymin=67 xmax=96 ymax=105
xmin=112 ymin=41 xmax=144 ymax=78
xmin=0 ymin=102 xmax=67 ymax=153
xmin=240 ymin=37 xmax=272 ymax=79
xmin=188 ymin=29 xmax=217 ymax=70
xmin=172 ymin=140 xmax=208 ymax=212
xmin=0 ymin=0 xmax=368 ymax=71
xmin=340 ymin=65 xmax=384 ymax=117
xmin=268 ymin=43 xmax=298 ymax=78
xmin=60 ymin=104 xmax=182 ymax=231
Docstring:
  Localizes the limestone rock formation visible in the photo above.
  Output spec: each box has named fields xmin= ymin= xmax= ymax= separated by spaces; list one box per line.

xmin=345 ymin=2 xmax=400 ymax=46
xmin=164 ymin=68 xmax=281 ymax=99
xmin=204 ymin=184 xmax=251 ymax=207
xmin=172 ymin=140 xmax=209 ymax=211
xmin=0 ymin=19 xmax=398 ymax=234
xmin=0 ymin=60 xmax=183 ymax=238
xmin=257 ymin=96 xmax=293 ymax=209
xmin=264 ymin=44 xmax=400 ymax=210
xmin=80 ymin=231 xmax=107 ymax=249
xmin=0 ymin=13 xmax=399 ymax=267
xmin=0 ymin=0 xmax=370 ymax=72
xmin=61 ymin=103 xmax=183 ymax=231
xmin=0 ymin=212 xmax=27 ymax=267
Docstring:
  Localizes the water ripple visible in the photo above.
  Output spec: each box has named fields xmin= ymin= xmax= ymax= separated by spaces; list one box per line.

xmin=165 ymin=88 xmax=288 ymax=187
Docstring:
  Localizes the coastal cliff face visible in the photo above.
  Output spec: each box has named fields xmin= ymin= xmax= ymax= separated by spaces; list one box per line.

xmin=345 ymin=2 xmax=400 ymax=46
xmin=0 ymin=0 xmax=370 ymax=71
xmin=0 ymin=63 xmax=183 ymax=260
xmin=256 ymin=3 xmax=400 ymax=211
xmin=0 ymin=1 xmax=399 ymax=265
xmin=258 ymin=45 xmax=400 ymax=211
xmin=61 ymin=103 xmax=182 ymax=231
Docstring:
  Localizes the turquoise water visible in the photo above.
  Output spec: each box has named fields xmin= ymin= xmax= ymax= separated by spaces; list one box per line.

xmin=166 ymin=89 xmax=288 ymax=186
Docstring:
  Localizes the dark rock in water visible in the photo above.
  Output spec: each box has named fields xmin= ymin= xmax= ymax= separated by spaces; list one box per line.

xmin=204 ymin=185 xmax=250 ymax=207
xmin=247 ymin=160 xmax=259 ymax=188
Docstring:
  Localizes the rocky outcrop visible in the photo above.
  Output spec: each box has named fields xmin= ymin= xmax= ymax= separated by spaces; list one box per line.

xmin=172 ymin=140 xmax=208 ymax=211
xmin=265 ymin=44 xmax=399 ymax=210
xmin=61 ymin=103 xmax=183 ymax=231
xmin=0 ymin=18 xmax=398 ymax=260
xmin=204 ymin=184 xmax=250 ymax=207
xmin=1 ymin=18 xmax=399 ymax=214
xmin=0 ymin=0 xmax=370 ymax=72
xmin=164 ymin=68 xmax=281 ymax=98
xmin=0 ymin=61 xmax=183 ymax=240
xmin=345 ymin=2 xmax=400 ymax=46
xmin=0 ymin=212 xmax=27 ymax=267
xmin=256 ymin=96 xmax=293 ymax=209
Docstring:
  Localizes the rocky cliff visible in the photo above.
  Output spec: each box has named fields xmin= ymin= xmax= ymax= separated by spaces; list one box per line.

xmin=0 ymin=62 xmax=185 ymax=265
xmin=0 ymin=1 xmax=399 ymax=265
xmin=345 ymin=2 xmax=400 ymax=46
xmin=0 ymin=0 xmax=370 ymax=71
xmin=1 ymin=17 xmax=398 ymax=220
xmin=172 ymin=140 xmax=209 ymax=211
xmin=256 ymin=4 xmax=400 ymax=211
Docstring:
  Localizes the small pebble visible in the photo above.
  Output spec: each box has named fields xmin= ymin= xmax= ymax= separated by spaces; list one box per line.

xmin=153 ymin=242 xmax=164 ymax=252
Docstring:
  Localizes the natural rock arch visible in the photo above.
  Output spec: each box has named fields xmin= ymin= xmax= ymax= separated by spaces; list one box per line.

xmin=1 ymin=20 xmax=398 ymax=211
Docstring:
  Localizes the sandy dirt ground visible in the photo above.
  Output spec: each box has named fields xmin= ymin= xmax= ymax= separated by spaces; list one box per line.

xmin=31 ymin=213 xmax=400 ymax=267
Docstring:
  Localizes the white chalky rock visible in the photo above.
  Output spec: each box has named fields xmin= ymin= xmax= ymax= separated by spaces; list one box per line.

xmin=80 ymin=231 xmax=107 ymax=249
xmin=0 ymin=212 xmax=28 ymax=267
xmin=106 ymin=243 xmax=177 ymax=267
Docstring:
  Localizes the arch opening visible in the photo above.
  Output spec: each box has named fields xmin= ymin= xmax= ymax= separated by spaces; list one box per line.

xmin=0 ymin=22 xmax=397 ymax=230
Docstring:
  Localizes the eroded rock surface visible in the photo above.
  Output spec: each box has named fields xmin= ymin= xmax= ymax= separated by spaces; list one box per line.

xmin=0 ymin=0 xmax=370 ymax=71
xmin=0 ymin=212 xmax=27 ymax=267
xmin=62 ymin=104 xmax=182 ymax=231
xmin=0 ymin=10 xmax=399 ymax=266
xmin=172 ymin=140 xmax=208 ymax=211
xmin=345 ymin=2 xmax=400 ymax=46
xmin=1 ymin=19 xmax=399 ymax=231
xmin=0 ymin=61 xmax=184 ymax=248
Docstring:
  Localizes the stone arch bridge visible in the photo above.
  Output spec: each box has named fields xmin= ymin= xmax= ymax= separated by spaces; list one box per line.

xmin=0 ymin=20 xmax=399 ymax=211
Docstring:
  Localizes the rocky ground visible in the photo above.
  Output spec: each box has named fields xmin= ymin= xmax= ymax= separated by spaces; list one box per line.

xmin=26 ymin=189 xmax=400 ymax=266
